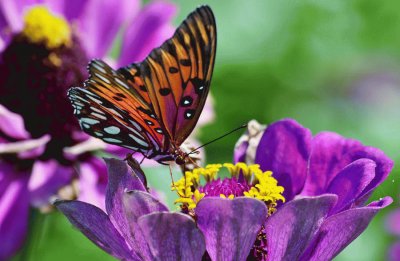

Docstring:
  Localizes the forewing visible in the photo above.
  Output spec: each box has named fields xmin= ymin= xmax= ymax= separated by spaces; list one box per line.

xmin=68 ymin=60 xmax=168 ymax=155
xmin=138 ymin=5 xmax=216 ymax=145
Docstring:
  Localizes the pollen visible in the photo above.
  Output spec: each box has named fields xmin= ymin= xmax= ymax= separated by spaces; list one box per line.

xmin=22 ymin=6 xmax=71 ymax=49
xmin=243 ymin=170 xmax=285 ymax=215
xmin=172 ymin=162 xmax=285 ymax=212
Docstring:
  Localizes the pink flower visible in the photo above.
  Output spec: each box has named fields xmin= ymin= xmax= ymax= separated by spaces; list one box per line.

xmin=0 ymin=1 xmax=176 ymax=259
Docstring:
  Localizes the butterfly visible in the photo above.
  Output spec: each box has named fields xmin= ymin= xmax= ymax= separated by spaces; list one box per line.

xmin=67 ymin=5 xmax=216 ymax=165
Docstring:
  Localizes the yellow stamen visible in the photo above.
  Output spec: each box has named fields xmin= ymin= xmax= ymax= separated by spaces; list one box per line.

xmin=243 ymin=170 xmax=285 ymax=215
xmin=22 ymin=6 xmax=71 ymax=49
xmin=172 ymin=162 xmax=285 ymax=213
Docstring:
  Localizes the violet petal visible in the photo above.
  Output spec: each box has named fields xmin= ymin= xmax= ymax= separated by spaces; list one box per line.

xmin=255 ymin=119 xmax=312 ymax=200
xmin=138 ymin=212 xmax=206 ymax=261
xmin=265 ymin=195 xmax=337 ymax=261
xmin=301 ymin=197 xmax=392 ymax=261
xmin=55 ymin=200 xmax=137 ymax=260
xmin=121 ymin=190 xmax=169 ymax=260
xmin=386 ymin=209 xmax=400 ymax=236
xmin=303 ymin=132 xmax=393 ymax=198
xmin=0 ymin=172 xmax=29 ymax=261
xmin=79 ymin=0 xmax=139 ymax=58
xmin=326 ymin=159 xmax=376 ymax=214
xmin=233 ymin=120 xmax=266 ymax=164
xmin=0 ymin=104 xmax=30 ymax=139
xmin=28 ymin=160 xmax=73 ymax=207
xmin=78 ymin=157 xmax=108 ymax=210
xmin=388 ymin=241 xmax=400 ymax=261
xmin=196 ymin=197 xmax=268 ymax=261
xmin=118 ymin=1 xmax=176 ymax=66
xmin=105 ymin=159 xmax=147 ymax=254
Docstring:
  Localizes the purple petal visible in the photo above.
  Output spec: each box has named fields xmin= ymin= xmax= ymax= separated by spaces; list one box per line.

xmin=55 ymin=200 xmax=137 ymax=260
xmin=265 ymin=195 xmax=337 ymax=261
xmin=326 ymin=159 xmax=376 ymax=214
xmin=44 ymin=0 xmax=90 ymax=22
xmin=255 ymin=119 xmax=312 ymax=200
xmin=0 ymin=171 xmax=29 ymax=261
xmin=233 ymin=120 xmax=266 ymax=164
xmin=28 ymin=160 xmax=73 ymax=207
xmin=302 ymin=132 xmax=393 ymax=197
xmin=388 ymin=242 xmax=400 ymax=261
xmin=105 ymin=159 xmax=147 ymax=252
xmin=301 ymin=196 xmax=392 ymax=261
xmin=77 ymin=157 xmax=108 ymax=210
xmin=0 ymin=134 xmax=50 ymax=159
xmin=121 ymin=190 xmax=169 ymax=259
xmin=196 ymin=197 xmax=268 ymax=261
xmin=79 ymin=0 xmax=140 ymax=58
xmin=117 ymin=1 xmax=177 ymax=66
xmin=0 ymin=0 xmax=30 ymax=32
xmin=0 ymin=104 xmax=30 ymax=140
xmin=138 ymin=212 xmax=206 ymax=261
xmin=386 ymin=209 xmax=400 ymax=236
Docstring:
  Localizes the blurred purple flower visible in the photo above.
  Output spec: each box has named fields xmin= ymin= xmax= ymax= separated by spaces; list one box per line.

xmin=386 ymin=209 xmax=400 ymax=261
xmin=0 ymin=0 xmax=176 ymax=259
xmin=57 ymin=158 xmax=267 ymax=261
xmin=233 ymin=118 xmax=393 ymax=260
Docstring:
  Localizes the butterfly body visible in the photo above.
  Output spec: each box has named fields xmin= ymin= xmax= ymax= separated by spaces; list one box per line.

xmin=68 ymin=6 xmax=216 ymax=165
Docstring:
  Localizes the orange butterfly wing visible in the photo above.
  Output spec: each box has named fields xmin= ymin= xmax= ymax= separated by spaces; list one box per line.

xmin=138 ymin=6 xmax=216 ymax=146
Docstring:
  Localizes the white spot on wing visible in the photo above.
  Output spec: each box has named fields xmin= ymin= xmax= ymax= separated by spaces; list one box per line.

xmin=103 ymin=138 xmax=122 ymax=143
xmin=129 ymin=134 xmax=148 ymax=147
xmin=81 ymin=118 xmax=99 ymax=125
xmin=95 ymin=73 xmax=111 ymax=84
xmin=91 ymin=112 xmax=107 ymax=120
xmin=115 ymin=78 xmax=130 ymax=90
xmin=104 ymin=126 xmax=120 ymax=135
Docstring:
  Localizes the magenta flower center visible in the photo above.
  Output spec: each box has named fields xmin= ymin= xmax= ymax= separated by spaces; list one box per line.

xmin=198 ymin=177 xmax=251 ymax=198
xmin=0 ymin=8 xmax=88 ymax=164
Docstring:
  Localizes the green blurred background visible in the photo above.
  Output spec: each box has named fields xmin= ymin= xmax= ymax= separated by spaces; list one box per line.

xmin=16 ymin=0 xmax=400 ymax=260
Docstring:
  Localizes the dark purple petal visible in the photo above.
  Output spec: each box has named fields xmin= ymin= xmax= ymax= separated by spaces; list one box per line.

xmin=265 ymin=195 xmax=337 ymax=261
xmin=255 ymin=119 xmax=312 ymax=200
xmin=0 ymin=104 xmax=30 ymax=139
xmin=233 ymin=120 xmax=266 ymax=164
xmin=386 ymin=209 xmax=400 ymax=236
xmin=78 ymin=157 xmax=108 ymax=210
xmin=302 ymin=132 xmax=393 ymax=197
xmin=121 ymin=190 xmax=168 ymax=260
xmin=0 ymin=172 xmax=29 ymax=260
xmin=117 ymin=1 xmax=176 ymax=66
xmin=326 ymin=159 xmax=376 ymax=214
xmin=54 ymin=0 xmax=90 ymax=22
xmin=28 ymin=160 xmax=73 ymax=207
xmin=196 ymin=197 xmax=268 ymax=261
xmin=105 ymin=158 xmax=147 ymax=253
xmin=138 ymin=212 xmax=206 ymax=261
xmin=301 ymin=197 xmax=392 ymax=261
xmin=55 ymin=200 xmax=137 ymax=261
xmin=79 ymin=0 xmax=139 ymax=58
xmin=388 ymin=241 xmax=400 ymax=261
xmin=233 ymin=138 xmax=248 ymax=163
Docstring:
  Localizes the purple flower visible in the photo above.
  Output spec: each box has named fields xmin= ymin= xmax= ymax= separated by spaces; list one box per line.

xmin=0 ymin=1 xmax=176 ymax=259
xmin=233 ymin=118 xmax=393 ymax=260
xmin=57 ymin=158 xmax=268 ymax=260
xmin=386 ymin=209 xmax=400 ymax=261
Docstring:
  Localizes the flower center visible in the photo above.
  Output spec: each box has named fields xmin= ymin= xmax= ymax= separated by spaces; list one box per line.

xmin=172 ymin=163 xmax=285 ymax=214
xmin=173 ymin=163 xmax=285 ymax=260
xmin=0 ymin=6 xmax=88 ymax=165
xmin=22 ymin=6 xmax=71 ymax=49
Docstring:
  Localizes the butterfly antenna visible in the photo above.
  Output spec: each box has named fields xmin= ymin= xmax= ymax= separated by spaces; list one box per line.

xmin=169 ymin=164 xmax=185 ymax=198
xmin=187 ymin=124 xmax=248 ymax=155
